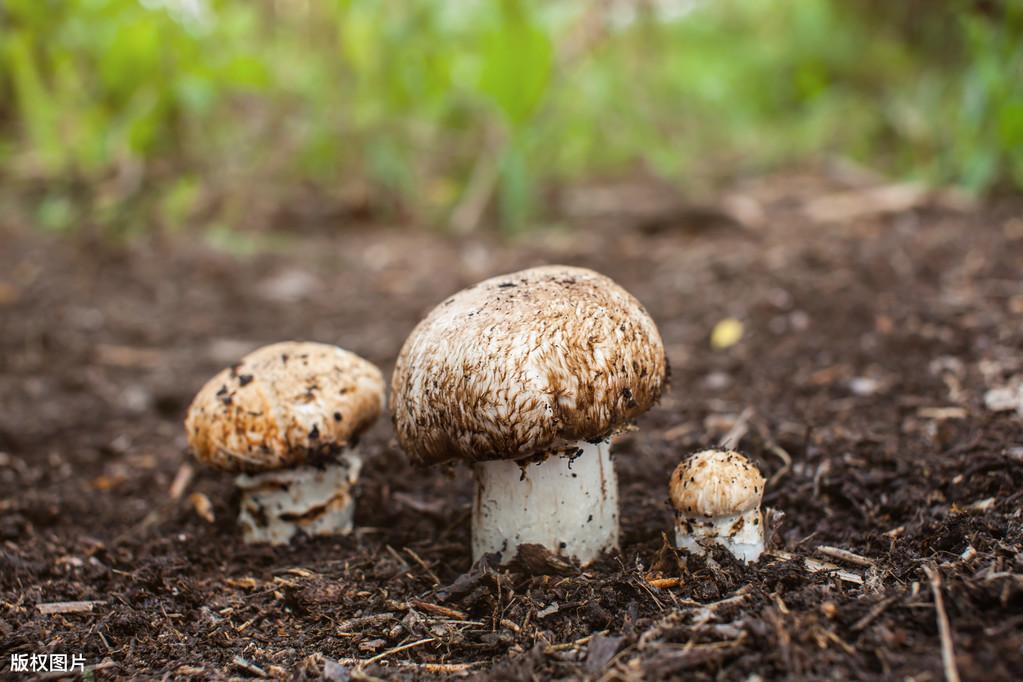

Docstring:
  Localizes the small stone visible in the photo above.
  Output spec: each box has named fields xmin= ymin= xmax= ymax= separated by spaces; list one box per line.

xmin=849 ymin=377 xmax=881 ymax=397
xmin=984 ymin=383 xmax=1022 ymax=414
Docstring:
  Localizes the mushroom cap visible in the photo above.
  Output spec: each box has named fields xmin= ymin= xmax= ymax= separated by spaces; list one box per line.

xmin=185 ymin=342 xmax=384 ymax=473
xmin=669 ymin=450 xmax=765 ymax=517
xmin=391 ymin=265 xmax=667 ymax=466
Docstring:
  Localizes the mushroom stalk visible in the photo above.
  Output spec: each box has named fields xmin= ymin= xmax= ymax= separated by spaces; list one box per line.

xmin=674 ymin=507 xmax=764 ymax=563
xmin=471 ymin=439 xmax=618 ymax=565
xmin=235 ymin=451 xmax=361 ymax=545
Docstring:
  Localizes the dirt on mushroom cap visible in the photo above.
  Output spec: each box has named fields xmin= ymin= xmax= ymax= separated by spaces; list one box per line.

xmin=185 ymin=341 xmax=385 ymax=473
xmin=390 ymin=265 xmax=668 ymax=466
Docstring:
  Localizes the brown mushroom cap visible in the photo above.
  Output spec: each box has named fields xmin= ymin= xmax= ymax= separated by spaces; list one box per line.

xmin=669 ymin=450 xmax=765 ymax=517
xmin=185 ymin=342 xmax=384 ymax=473
xmin=391 ymin=265 xmax=667 ymax=466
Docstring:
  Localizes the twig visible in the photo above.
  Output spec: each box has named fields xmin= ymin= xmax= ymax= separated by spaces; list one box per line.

xmin=817 ymin=545 xmax=876 ymax=568
xmin=361 ymin=637 xmax=436 ymax=666
xmin=404 ymin=548 xmax=441 ymax=586
xmin=633 ymin=574 xmax=665 ymax=610
xmin=719 ymin=407 xmax=753 ymax=450
xmin=852 ymin=594 xmax=901 ymax=632
xmin=923 ymin=563 xmax=960 ymax=682
xmin=168 ymin=463 xmax=194 ymax=500
xmin=676 ymin=585 xmax=752 ymax=610
xmin=545 ymin=631 xmax=607 ymax=654
xmin=821 ymin=628 xmax=856 ymax=655
xmin=385 ymin=545 xmax=411 ymax=572
xmin=765 ymin=606 xmax=793 ymax=673
xmin=766 ymin=443 xmax=792 ymax=487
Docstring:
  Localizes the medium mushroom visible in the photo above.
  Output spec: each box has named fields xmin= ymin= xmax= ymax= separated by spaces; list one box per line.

xmin=185 ymin=341 xmax=384 ymax=544
xmin=669 ymin=449 xmax=766 ymax=562
xmin=390 ymin=265 xmax=667 ymax=565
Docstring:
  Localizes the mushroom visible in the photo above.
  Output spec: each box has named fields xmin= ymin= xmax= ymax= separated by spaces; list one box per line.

xmin=390 ymin=265 xmax=667 ymax=565
xmin=185 ymin=341 xmax=384 ymax=544
xmin=669 ymin=449 xmax=766 ymax=562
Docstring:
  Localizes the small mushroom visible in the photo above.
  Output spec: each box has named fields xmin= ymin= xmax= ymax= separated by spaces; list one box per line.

xmin=391 ymin=265 xmax=667 ymax=565
xmin=185 ymin=341 xmax=384 ymax=544
xmin=669 ymin=449 xmax=766 ymax=563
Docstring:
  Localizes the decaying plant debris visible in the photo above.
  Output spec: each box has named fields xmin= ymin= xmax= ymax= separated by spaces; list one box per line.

xmin=1 ymin=173 xmax=1021 ymax=679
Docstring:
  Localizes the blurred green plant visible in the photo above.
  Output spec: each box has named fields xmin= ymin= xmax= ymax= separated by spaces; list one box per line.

xmin=0 ymin=0 xmax=1020 ymax=235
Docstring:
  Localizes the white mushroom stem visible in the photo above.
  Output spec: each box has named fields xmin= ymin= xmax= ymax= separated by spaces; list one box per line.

xmin=674 ymin=506 xmax=764 ymax=563
xmin=235 ymin=450 xmax=362 ymax=545
xmin=471 ymin=439 xmax=618 ymax=565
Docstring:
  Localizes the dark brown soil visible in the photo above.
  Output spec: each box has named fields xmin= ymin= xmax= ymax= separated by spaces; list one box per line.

xmin=1 ymin=173 xmax=1022 ymax=680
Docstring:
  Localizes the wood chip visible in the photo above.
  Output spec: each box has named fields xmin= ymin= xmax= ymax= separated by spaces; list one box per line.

xmin=174 ymin=666 xmax=205 ymax=675
xmin=337 ymin=659 xmax=475 ymax=674
xmin=284 ymin=567 xmax=317 ymax=578
xmin=816 ymin=545 xmax=876 ymax=568
xmin=169 ymin=462 xmax=194 ymax=500
xmin=410 ymin=599 xmax=467 ymax=620
xmin=537 ymin=602 xmax=560 ymax=618
xmin=232 ymin=655 xmax=267 ymax=677
xmin=966 ymin=497 xmax=995 ymax=512
xmin=37 ymin=600 xmax=105 ymax=615
xmin=224 ymin=577 xmax=260 ymax=590
xmin=769 ymin=550 xmax=864 ymax=585
xmin=337 ymin=612 xmax=395 ymax=633
xmin=917 ymin=407 xmax=967 ymax=420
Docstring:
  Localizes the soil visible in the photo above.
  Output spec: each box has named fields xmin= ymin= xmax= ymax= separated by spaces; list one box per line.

xmin=1 ymin=172 xmax=1022 ymax=680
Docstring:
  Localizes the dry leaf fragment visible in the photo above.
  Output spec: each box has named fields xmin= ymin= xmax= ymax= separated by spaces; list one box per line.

xmin=189 ymin=492 xmax=215 ymax=523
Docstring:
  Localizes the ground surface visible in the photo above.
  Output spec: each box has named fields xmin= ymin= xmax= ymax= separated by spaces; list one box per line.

xmin=1 ymin=173 xmax=1022 ymax=680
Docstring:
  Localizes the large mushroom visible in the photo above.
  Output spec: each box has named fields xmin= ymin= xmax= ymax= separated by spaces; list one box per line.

xmin=391 ymin=265 xmax=667 ymax=565
xmin=185 ymin=341 xmax=384 ymax=544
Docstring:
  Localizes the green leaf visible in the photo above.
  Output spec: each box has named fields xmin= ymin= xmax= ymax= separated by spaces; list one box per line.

xmin=497 ymin=137 xmax=533 ymax=229
xmin=38 ymin=194 xmax=75 ymax=233
xmin=477 ymin=0 xmax=553 ymax=127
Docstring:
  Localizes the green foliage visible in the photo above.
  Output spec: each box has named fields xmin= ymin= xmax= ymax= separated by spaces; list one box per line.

xmin=1 ymin=0 xmax=1021 ymax=235
xmin=951 ymin=7 xmax=1023 ymax=190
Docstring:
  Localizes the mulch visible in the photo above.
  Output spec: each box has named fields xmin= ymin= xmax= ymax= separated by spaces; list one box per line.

xmin=1 ymin=172 xmax=1021 ymax=679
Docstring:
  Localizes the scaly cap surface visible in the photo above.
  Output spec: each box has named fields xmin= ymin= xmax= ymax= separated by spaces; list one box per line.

xmin=186 ymin=342 xmax=384 ymax=473
xmin=391 ymin=265 xmax=667 ymax=465
xmin=669 ymin=449 xmax=765 ymax=517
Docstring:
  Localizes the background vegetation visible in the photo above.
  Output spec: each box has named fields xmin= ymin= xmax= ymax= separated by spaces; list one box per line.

xmin=1 ymin=0 xmax=1021 ymax=235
